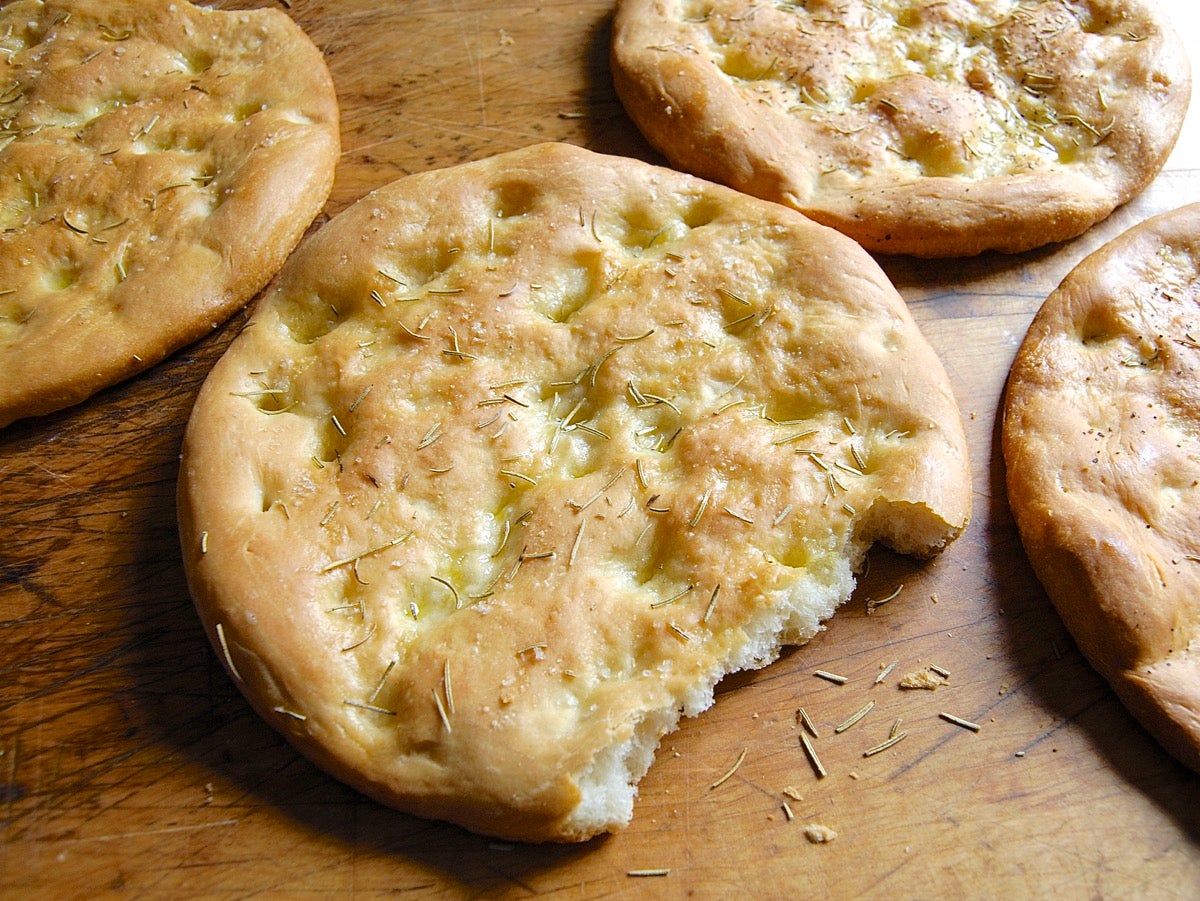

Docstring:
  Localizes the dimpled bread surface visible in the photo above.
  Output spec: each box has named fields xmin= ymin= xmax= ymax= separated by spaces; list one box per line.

xmin=178 ymin=143 xmax=971 ymax=842
xmin=1004 ymin=203 xmax=1200 ymax=773
xmin=611 ymin=0 xmax=1190 ymax=257
xmin=0 ymin=0 xmax=339 ymax=427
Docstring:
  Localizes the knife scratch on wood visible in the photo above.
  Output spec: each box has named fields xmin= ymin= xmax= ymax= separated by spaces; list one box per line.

xmin=48 ymin=819 xmax=240 ymax=844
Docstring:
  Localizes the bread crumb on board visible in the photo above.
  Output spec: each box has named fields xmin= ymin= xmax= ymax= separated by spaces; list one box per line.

xmin=899 ymin=667 xmax=945 ymax=690
xmin=803 ymin=823 xmax=838 ymax=844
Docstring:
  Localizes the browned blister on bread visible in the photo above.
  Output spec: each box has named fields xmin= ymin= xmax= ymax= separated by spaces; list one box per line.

xmin=0 ymin=0 xmax=339 ymax=427
xmin=611 ymin=0 xmax=1190 ymax=257
xmin=179 ymin=143 xmax=971 ymax=841
xmin=1004 ymin=203 xmax=1200 ymax=772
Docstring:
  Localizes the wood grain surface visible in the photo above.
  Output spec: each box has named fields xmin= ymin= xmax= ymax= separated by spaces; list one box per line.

xmin=3 ymin=0 xmax=1198 ymax=896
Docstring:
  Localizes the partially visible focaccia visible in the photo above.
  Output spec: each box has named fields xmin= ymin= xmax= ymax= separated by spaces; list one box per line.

xmin=1004 ymin=203 xmax=1200 ymax=773
xmin=0 ymin=0 xmax=340 ymax=427
xmin=179 ymin=143 xmax=971 ymax=842
xmin=611 ymin=0 xmax=1190 ymax=257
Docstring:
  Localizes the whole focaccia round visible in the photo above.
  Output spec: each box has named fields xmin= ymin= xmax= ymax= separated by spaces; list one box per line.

xmin=0 ymin=0 xmax=339 ymax=427
xmin=179 ymin=142 xmax=971 ymax=842
xmin=1004 ymin=203 xmax=1200 ymax=773
xmin=611 ymin=0 xmax=1190 ymax=258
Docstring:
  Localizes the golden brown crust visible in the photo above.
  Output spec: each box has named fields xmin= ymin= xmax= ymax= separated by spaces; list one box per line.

xmin=611 ymin=0 xmax=1190 ymax=257
xmin=0 ymin=0 xmax=340 ymax=427
xmin=1003 ymin=203 xmax=1200 ymax=772
xmin=179 ymin=142 xmax=970 ymax=841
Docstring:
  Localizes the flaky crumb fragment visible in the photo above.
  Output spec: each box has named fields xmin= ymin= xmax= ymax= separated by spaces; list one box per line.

xmin=803 ymin=823 xmax=837 ymax=844
xmin=899 ymin=668 xmax=944 ymax=690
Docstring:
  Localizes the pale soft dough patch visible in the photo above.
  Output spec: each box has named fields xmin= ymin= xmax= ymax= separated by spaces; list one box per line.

xmin=1004 ymin=203 xmax=1200 ymax=773
xmin=611 ymin=0 xmax=1190 ymax=257
xmin=179 ymin=143 xmax=971 ymax=842
xmin=0 ymin=0 xmax=339 ymax=427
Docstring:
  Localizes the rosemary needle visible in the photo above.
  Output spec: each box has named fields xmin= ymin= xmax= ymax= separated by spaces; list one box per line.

xmin=710 ymin=747 xmax=748 ymax=789
xmin=800 ymin=732 xmax=827 ymax=778
xmin=863 ymin=731 xmax=908 ymax=757
xmin=940 ymin=712 xmax=982 ymax=732
xmin=320 ymin=531 xmax=413 ymax=573
xmin=814 ymin=670 xmax=848 ymax=685
xmin=833 ymin=700 xmax=875 ymax=734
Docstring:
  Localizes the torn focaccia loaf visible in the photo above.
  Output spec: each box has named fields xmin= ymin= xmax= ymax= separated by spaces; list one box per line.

xmin=0 ymin=0 xmax=339 ymax=427
xmin=1004 ymin=203 xmax=1200 ymax=773
xmin=178 ymin=142 xmax=971 ymax=842
xmin=611 ymin=0 xmax=1190 ymax=257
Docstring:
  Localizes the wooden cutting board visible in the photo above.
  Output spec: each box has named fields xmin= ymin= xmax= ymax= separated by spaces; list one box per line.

xmin=2 ymin=1 xmax=1198 ymax=895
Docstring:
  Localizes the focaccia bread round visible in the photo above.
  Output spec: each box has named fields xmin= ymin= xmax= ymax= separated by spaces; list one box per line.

xmin=611 ymin=0 xmax=1190 ymax=258
xmin=1003 ymin=203 xmax=1200 ymax=773
xmin=0 ymin=0 xmax=339 ymax=428
xmin=179 ymin=142 xmax=971 ymax=842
